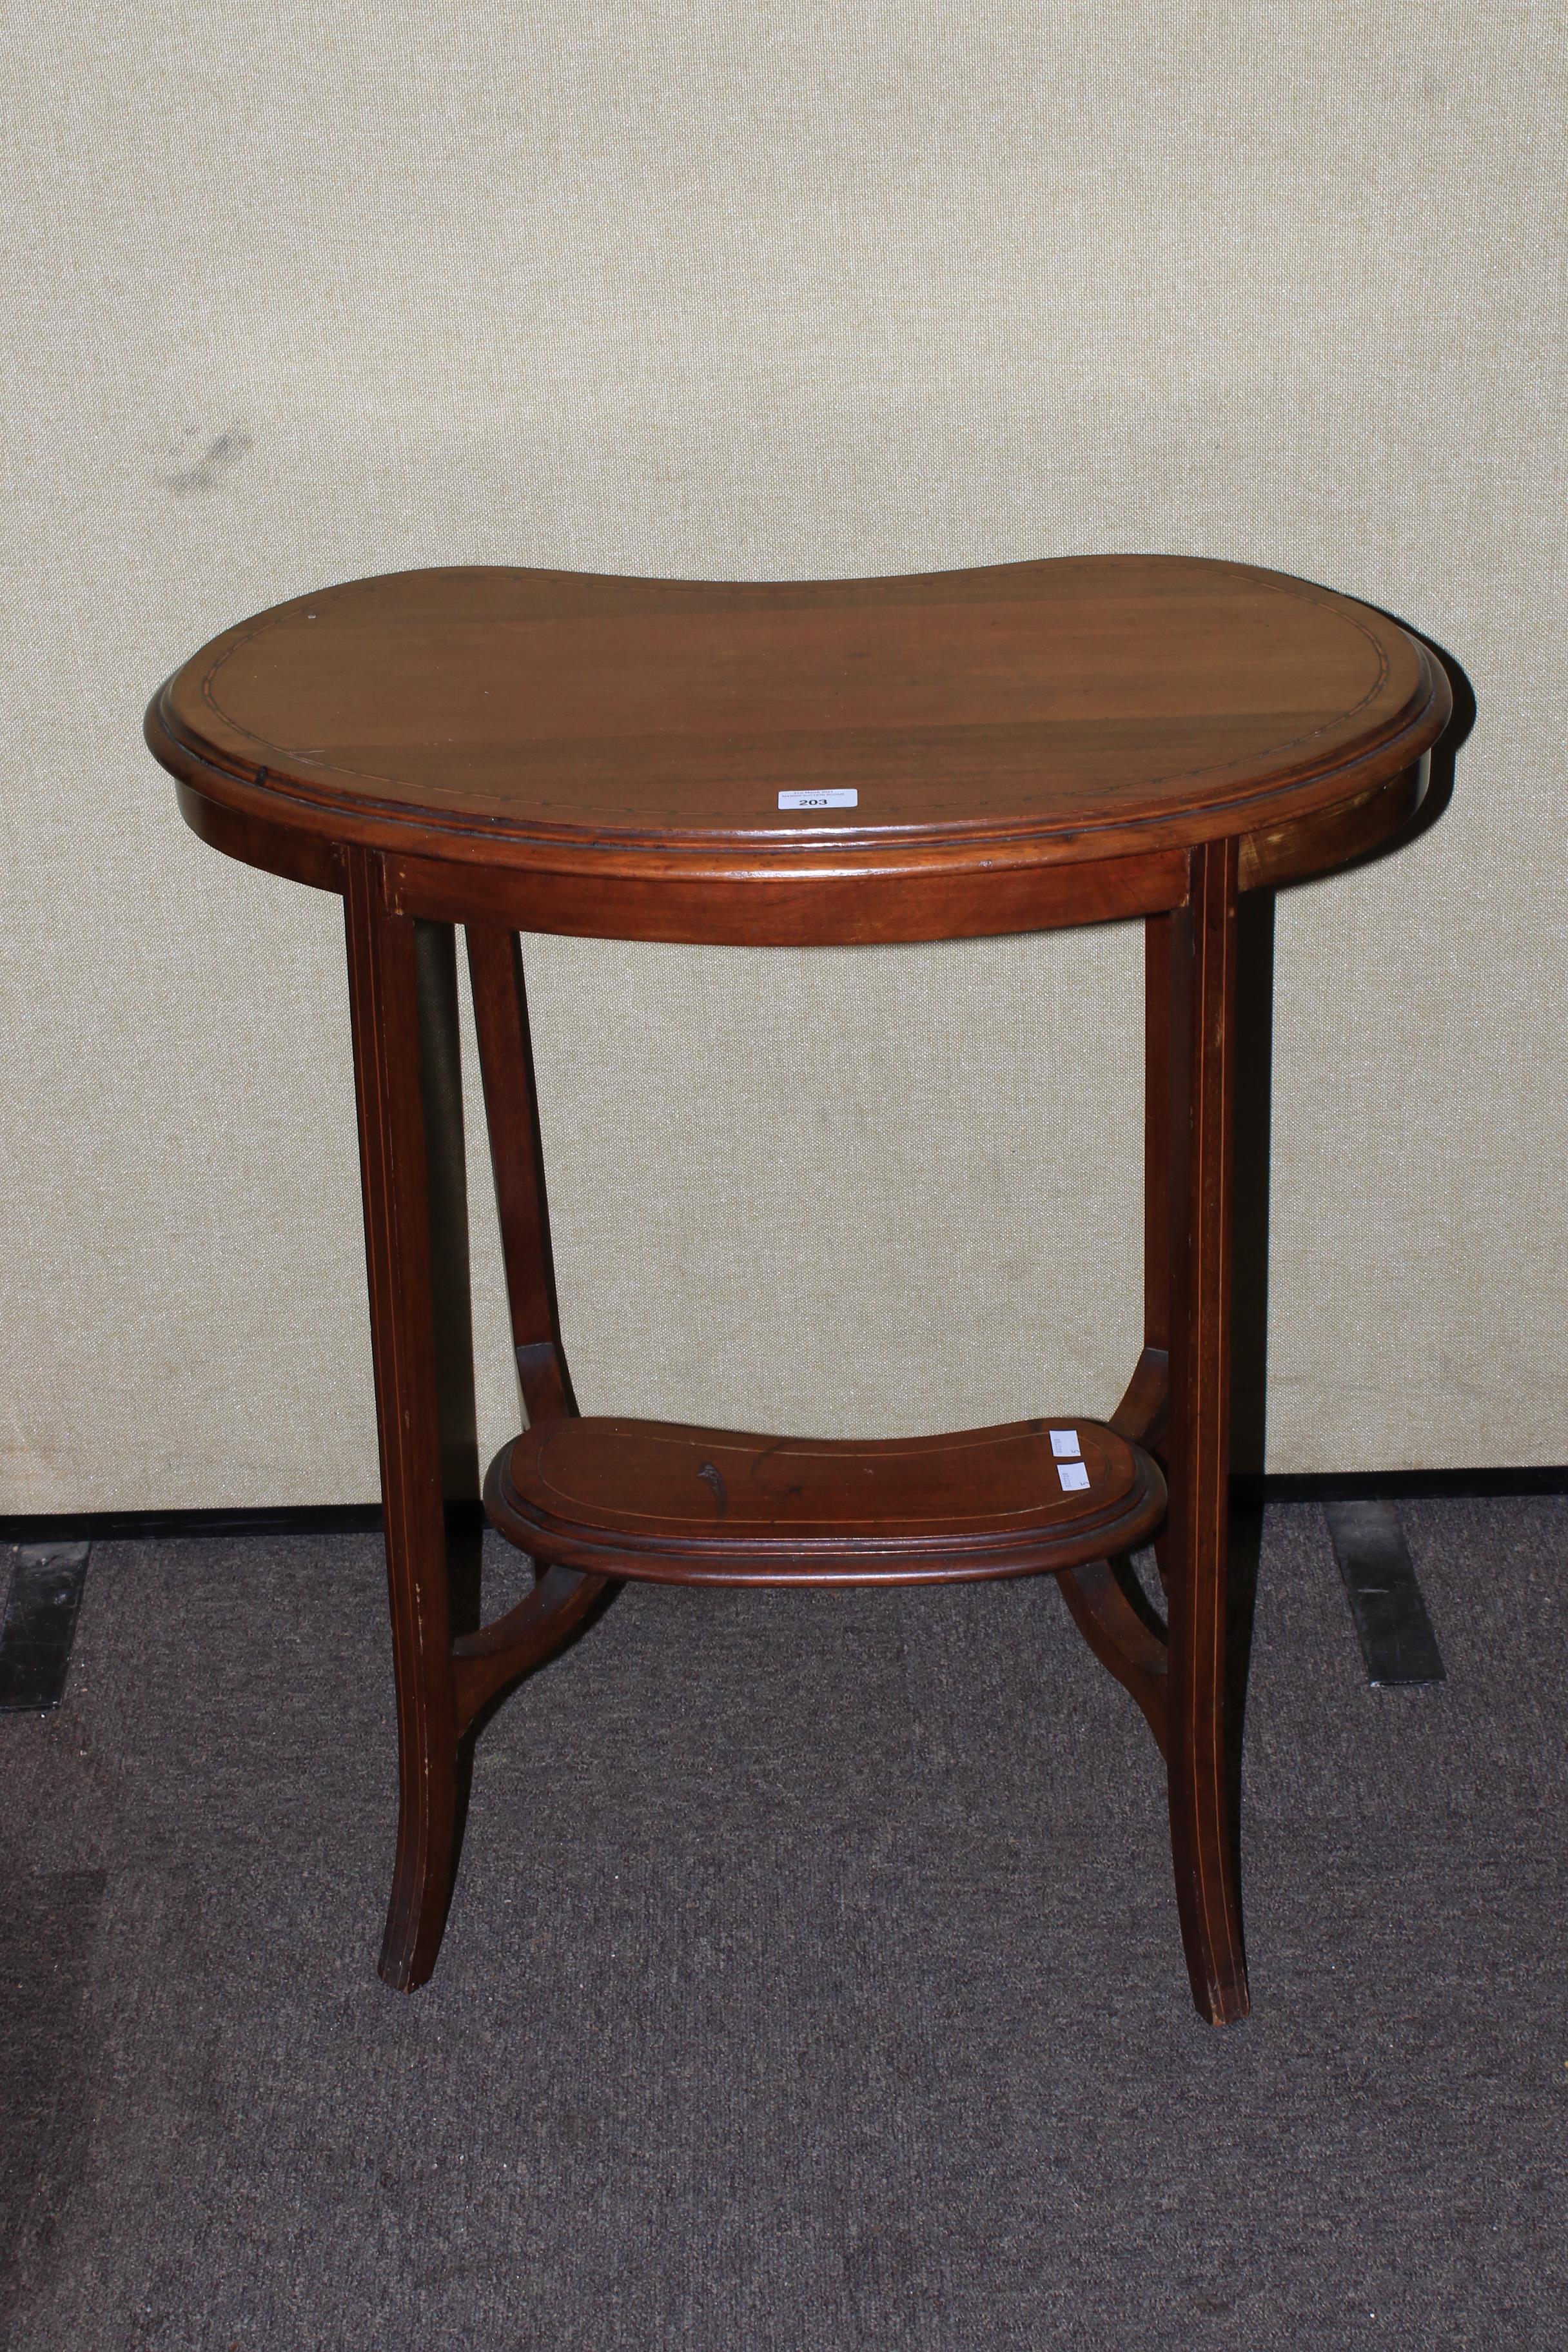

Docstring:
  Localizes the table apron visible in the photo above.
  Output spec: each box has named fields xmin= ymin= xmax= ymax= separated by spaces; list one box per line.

xmin=384 ymin=846 xmax=1191 ymax=943
xmin=175 ymin=756 xmax=1432 ymax=941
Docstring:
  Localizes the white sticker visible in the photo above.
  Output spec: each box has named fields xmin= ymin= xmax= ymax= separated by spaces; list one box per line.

xmin=778 ymin=789 xmax=858 ymax=810
xmin=1057 ymin=1461 xmax=1091 ymax=1492
xmin=1050 ymin=1429 xmax=1082 ymax=1459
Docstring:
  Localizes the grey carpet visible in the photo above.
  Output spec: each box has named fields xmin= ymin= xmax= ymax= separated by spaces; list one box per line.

xmin=1 ymin=1500 xmax=1564 ymax=2351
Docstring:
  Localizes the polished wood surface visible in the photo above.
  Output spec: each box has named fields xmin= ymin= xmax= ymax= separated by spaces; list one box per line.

xmin=485 ymin=1415 xmax=1165 ymax=1587
xmin=145 ymin=554 xmax=1446 ymax=2022
xmin=340 ymin=849 xmax=462 ymax=1991
xmin=149 ymin=557 xmax=1449 ymax=942
xmin=1160 ymin=841 xmax=1249 ymax=2024
xmin=464 ymin=924 xmax=576 ymax=1426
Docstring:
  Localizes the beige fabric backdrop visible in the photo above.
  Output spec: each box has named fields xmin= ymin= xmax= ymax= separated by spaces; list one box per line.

xmin=2 ymin=3 xmax=1563 ymax=1509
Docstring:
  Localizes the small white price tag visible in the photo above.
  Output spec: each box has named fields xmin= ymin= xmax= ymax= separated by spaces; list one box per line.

xmin=1050 ymin=1429 xmax=1081 ymax=1459
xmin=1057 ymin=1461 xmax=1091 ymax=1493
xmin=778 ymin=789 xmax=858 ymax=810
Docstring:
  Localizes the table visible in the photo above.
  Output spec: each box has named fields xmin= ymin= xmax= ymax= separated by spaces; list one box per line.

xmin=145 ymin=556 xmax=1450 ymax=2024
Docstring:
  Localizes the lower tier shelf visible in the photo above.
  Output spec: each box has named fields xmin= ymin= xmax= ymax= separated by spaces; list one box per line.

xmin=484 ymin=1413 xmax=1166 ymax=1587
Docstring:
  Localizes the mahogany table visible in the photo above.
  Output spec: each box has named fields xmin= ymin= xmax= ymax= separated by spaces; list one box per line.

xmin=146 ymin=556 xmax=1449 ymax=2024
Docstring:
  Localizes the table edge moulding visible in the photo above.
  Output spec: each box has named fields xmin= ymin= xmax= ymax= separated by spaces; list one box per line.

xmin=144 ymin=554 xmax=1453 ymax=2026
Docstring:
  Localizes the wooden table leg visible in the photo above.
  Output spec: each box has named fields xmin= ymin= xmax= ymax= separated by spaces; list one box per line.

xmin=343 ymin=848 xmax=476 ymax=1992
xmin=1162 ymin=838 xmax=1250 ymax=2025
xmin=465 ymin=924 xmax=577 ymax=1427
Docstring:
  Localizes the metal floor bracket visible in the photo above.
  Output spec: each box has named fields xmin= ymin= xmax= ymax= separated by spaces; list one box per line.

xmin=0 ymin=1543 xmax=92 ymax=1712
xmin=1324 ymin=1502 xmax=1446 ymax=1687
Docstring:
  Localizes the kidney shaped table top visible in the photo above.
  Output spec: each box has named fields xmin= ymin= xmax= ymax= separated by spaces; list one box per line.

xmin=149 ymin=554 xmax=1447 ymax=940
xmin=146 ymin=554 xmax=1451 ymax=2025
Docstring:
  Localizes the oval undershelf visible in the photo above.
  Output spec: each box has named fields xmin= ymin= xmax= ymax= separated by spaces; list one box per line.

xmin=484 ymin=1415 xmax=1166 ymax=1588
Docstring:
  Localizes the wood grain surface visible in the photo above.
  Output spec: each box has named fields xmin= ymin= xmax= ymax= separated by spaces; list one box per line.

xmin=485 ymin=1414 xmax=1166 ymax=1586
xmin=148 ymin=557 xmax=1450 ymax=937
